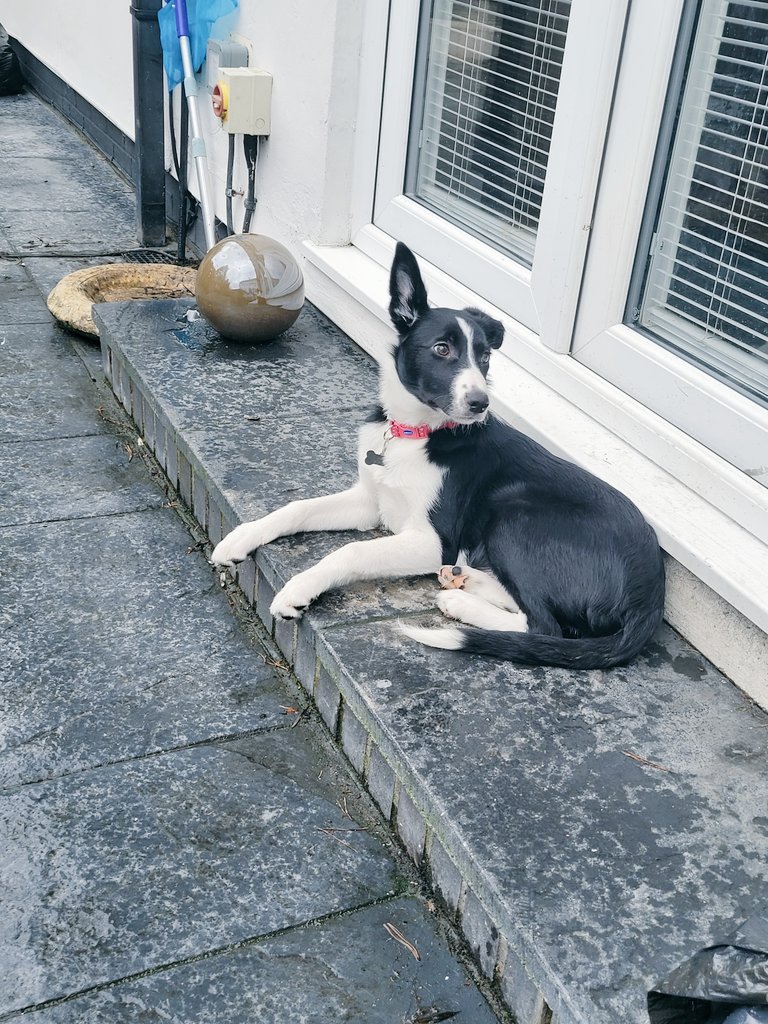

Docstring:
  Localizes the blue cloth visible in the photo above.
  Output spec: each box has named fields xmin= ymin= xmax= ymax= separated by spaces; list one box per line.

xmin=158 ymin=0 xmax=238 ymax=90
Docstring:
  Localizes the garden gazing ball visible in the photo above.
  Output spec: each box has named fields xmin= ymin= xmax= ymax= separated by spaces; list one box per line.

xmin=195 ymin=234 xmax=305 ymax=342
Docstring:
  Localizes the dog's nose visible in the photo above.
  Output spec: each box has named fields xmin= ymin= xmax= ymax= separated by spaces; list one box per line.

xmin=466 ymin=391 xmax=489 ymax=415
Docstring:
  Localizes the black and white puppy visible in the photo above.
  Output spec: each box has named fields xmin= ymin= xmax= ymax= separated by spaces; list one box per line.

xmin=212 ymin=243 xmax=665 ymax=668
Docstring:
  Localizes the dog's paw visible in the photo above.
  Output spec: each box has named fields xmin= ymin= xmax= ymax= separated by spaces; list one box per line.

xmin=270 ymin=575 xmax=317 ymax=620
xmin=438 ymin=565 xmax=468 ymax=590
xmin=437 ymin=589 xmax=467 ymax=619
xmin=210 ymin=522 xmax=267 ymax=566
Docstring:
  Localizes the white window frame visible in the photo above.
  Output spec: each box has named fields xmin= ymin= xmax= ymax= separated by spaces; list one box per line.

xmin=571 ymin=0 xmax=768 ymax=514
xmin=363 ymin=0 xmax=629 ymax=343
xmin=302 ymin=0 xmax=768 ymax=655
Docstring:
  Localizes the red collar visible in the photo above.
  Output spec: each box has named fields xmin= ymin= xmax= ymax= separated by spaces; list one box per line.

xmin=389 ymin=419 xmax=458 ymax=439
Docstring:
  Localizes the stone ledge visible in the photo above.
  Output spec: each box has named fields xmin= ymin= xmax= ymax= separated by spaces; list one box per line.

xmin=95 ymin=297 xmax=768 ymax=1024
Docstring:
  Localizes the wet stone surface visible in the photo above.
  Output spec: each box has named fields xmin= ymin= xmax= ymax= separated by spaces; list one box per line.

xmin=0 ymin=89 xmax=501 ymax=1023
xmin=319 ymin=620 xmax=768 ymax=1023
xmin=0 ymin=434 xmax=164 ymax=526
xmin=0 ymin=322 xmax=110 ymax=441
xmin=17 ymin=898 xmax=499 ymax=1024
xmin=94 ymin=299 xmax=380 ymax=432
xmin=0 ymin=736 xmax=397 ymax=1014
xmin=0 ymin=511 xmax=294 ymax=789
xmin=99 ymin=290 xmax=768 ymax=1023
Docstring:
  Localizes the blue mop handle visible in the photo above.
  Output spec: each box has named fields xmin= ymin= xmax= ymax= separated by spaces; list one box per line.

xmin=174 ymin=0 xmax=190 ymax=39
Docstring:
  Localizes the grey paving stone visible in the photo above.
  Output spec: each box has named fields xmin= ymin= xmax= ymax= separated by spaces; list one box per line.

xmin=0 ymin=434 xmax=164 ymax=526
xmin=17 ymin=898 xmax=499 ymax=1023
xmin=0 ymin=322 xmax=108 ymax=441
xmin=368 ymin=745 xmax=397 ymax=821
xmin=2 ymin=207 xmax=137 ymax=254
xmin=315 ymin=665 xmax=341 ymax=734
xmin=0 ymin=92 xmax=85 ymax=156
xmin=462 ymin=889 xmax=500 ymax=980
xmin=397 ymin=787 xmax=427 ymax=865
xmin=0 ymin=511 xmax=293 ymax=788
xmin=98 ymin=306 xmax=440 ymax=628
xmin=0 ymin=156 xmax=132 ymax=214
xmin=0 ymin=740 xmax=397 ymax=1014
xmin=94 ymin=298 xmax=379 ymax=432
xmin=500 ymin=947 xmax=550 ymax=1024
xmin=428 ymin=837 xmax=464 ymax=917
xmin=340 ymin=703 xmax=369 ymax=776
xmin=319 ymin=620 xmax=768 ymax=1023
xmin=0 ymin=271 xmax=52 ymax=324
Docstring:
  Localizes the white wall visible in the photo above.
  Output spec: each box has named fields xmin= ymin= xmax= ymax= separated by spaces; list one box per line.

xmin=179 ymin=0 xmax=365 ymax=251
xmin=1 ymin=0 xmax=367 ymax=256
xmin=0 ymin=0 xmax=135 ymax=139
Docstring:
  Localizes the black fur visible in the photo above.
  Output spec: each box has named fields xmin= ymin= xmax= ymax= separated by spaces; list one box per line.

xmin=389 ymin=243 xmax=665 ymax=668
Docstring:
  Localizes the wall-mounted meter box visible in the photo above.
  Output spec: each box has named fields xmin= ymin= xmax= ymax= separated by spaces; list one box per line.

xmin=212 ymin=68 xmax=272 ymax=135
xmin=205 ymin=39 xmax=248 ymax=91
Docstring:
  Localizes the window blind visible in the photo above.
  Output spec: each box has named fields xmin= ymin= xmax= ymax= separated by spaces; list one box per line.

xmin=406 ymin=0 xmax=571 ymax=265
xmin=639 ymin=0 xmax=768 ymax=403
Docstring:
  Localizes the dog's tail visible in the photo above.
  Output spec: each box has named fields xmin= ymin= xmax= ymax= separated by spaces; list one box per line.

xmin=399 ymin=594 xmax=664 ymax=669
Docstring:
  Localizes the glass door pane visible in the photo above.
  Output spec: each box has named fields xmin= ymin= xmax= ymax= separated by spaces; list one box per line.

xmin=405 ymin=0 xmax=571 ymax=266
xmin=634 ymin=0 xmax=768 ymax=406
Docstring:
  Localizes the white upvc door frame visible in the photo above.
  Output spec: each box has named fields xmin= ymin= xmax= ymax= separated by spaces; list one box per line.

xmin=362 ymin=0 xmax=630 ymax=346
xmin=571 ymin=0 xmax=768 ymax=498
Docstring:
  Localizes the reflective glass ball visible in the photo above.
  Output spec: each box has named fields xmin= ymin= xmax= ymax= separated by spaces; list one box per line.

xmin=195 ymin=233 xmax=305 ymax=342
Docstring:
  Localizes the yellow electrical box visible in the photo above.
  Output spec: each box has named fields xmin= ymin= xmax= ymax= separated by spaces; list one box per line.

xmin=212 ymin=68 xmax=272 ymax=136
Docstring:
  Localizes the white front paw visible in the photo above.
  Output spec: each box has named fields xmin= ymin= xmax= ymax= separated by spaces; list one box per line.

xmin=270 ymin=574 xmax=318 ymax=620
xmin=211 ymin=521 xmax=267 ymax=565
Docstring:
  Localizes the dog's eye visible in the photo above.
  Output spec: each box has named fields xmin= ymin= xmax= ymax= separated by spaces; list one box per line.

xmin=432 ymin=342 xmax=451 ymax=357
xmin=480 ymin=351 xmax=491 ymax=366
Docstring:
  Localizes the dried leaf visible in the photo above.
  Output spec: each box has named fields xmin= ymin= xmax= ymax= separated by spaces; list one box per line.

xmin=623 ymin=750 xmax=672 ymax=773
xmin=384 ymin=921 xmax=421 ymax=961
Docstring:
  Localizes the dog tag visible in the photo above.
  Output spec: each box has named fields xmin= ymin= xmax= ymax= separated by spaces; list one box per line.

xmin=365 ymin=449 xmax=385 ymax=466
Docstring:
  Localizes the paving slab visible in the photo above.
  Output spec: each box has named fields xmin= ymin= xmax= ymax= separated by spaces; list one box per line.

xmin=0 ymin=91 xmax=83 ymax=149
xmin=0 ymin=322 xmax=109 ymax=441
xmin=0 ymin=434 xmax=164 ymax=526
xmin=0 ymin=261 xmax=52 ymax=324
xmin=0 ymin=511 xmax=293 ymax=788
xmin=0 ymin=738 xmax=398 ymax=1015
xmin=19 ymin=897 xmax=498 ymax=1024
xmin=0 ymin=206 xmax=137 ymax=256
xmin=0 ymin=156 xmax=132 ymax=212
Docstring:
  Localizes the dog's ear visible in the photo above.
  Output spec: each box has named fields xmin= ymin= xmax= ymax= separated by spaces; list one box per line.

xmin=389 ymin=243 xmax=429 ymax=334
xmin=466 ymin=307 xmax=504 ymax=349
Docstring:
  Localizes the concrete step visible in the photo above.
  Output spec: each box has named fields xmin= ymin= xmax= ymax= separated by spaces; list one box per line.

xmin=95 ymin=296 xmax=768 ymax=1024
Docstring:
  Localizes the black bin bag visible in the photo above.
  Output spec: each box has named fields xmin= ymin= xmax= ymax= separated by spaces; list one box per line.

xmin=0 ymin=25 xmax=23 ymax=95
xmin=648 ymin=913 xmax=768 ymax=1024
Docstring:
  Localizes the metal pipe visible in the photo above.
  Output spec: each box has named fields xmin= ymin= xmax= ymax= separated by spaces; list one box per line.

xmin=130 ymin=0 xmax=166 ymax=246
xmin=174 ymin=0 xmax=216 ymax=251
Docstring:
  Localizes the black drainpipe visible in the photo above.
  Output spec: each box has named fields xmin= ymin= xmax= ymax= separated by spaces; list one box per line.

xmin=130 ymin=0 xmax=166 ymax=247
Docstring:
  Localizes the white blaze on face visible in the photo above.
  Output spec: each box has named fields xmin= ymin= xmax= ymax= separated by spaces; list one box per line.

xmin=451 ymin=316 xmax=487 ymax=415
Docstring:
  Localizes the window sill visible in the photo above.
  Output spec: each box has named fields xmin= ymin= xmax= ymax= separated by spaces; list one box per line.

xmin=301 ymin=235 xmax=768 ymax=706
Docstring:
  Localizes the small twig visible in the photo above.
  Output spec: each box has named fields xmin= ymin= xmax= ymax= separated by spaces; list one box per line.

xmin=384 ymin=922 xmax=421 ymax=961
xmin=338 ymin=793 xmax=352 ymax=820
xmin=623 ymin=750 xmax=672 ymax=773
xmin=316 ymin=827 xmax=353 ymax=849
xmin=290 ymin=709 xmax=307 ymax=729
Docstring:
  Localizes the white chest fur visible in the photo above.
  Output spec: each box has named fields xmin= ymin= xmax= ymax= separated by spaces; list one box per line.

xmin=357 ymin=421 xmax=445 ymax=535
